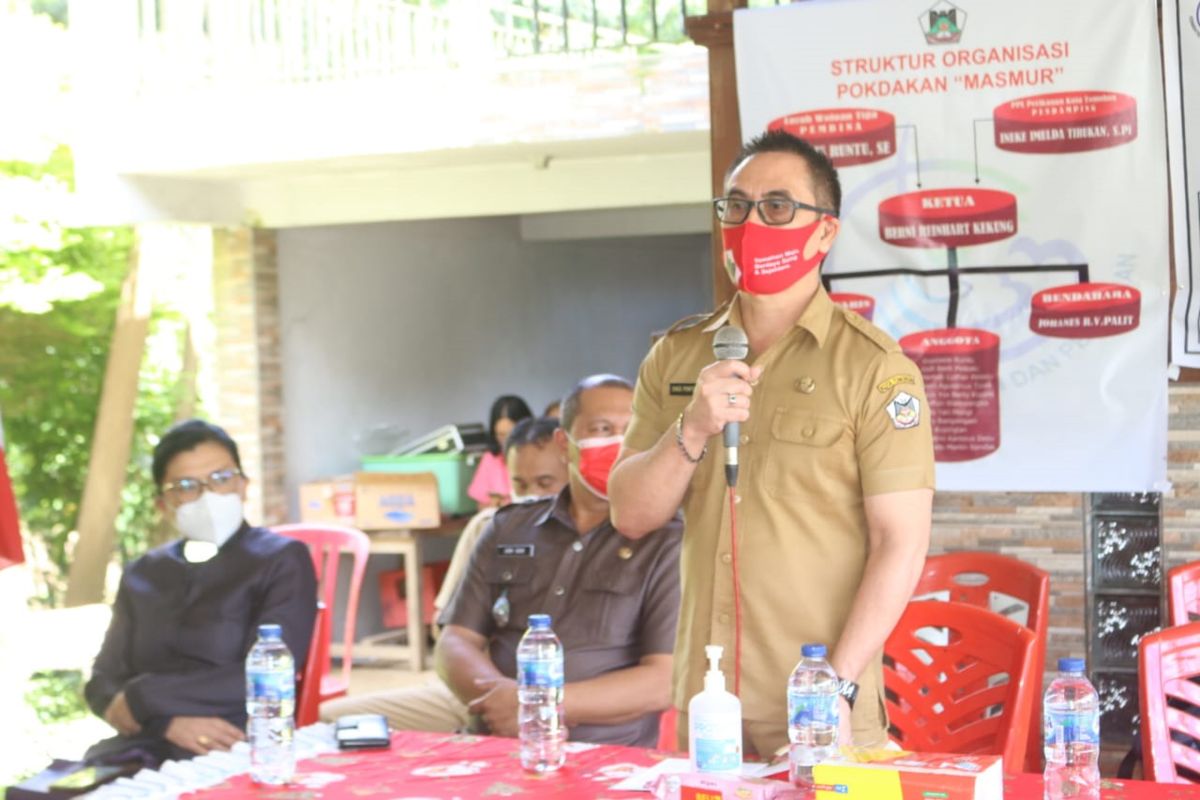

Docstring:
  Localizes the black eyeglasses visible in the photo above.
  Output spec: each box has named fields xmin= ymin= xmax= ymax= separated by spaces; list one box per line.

xmin=712 ymin=196 xmax=837 ymax=226
xmin=161 ymin=468 xmax=243 ymax=503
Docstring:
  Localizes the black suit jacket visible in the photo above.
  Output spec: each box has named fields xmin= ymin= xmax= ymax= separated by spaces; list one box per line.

xmin=85 ymin=525 xmax=317 ymax=737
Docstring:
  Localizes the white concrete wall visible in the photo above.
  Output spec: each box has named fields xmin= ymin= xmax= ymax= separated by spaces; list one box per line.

xmin=277 ymin=214 xmax=713 ymax=510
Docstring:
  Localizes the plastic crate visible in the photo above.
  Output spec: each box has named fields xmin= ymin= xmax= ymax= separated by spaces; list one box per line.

xmin=361 ymin=452 xmax=479 ymax=516
xmin=378 ymin=561 xmax=451 ymax=628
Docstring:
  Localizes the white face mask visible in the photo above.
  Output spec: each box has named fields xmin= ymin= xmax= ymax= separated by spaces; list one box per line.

xmin=175 ymin=491 xmax=244 ymax=548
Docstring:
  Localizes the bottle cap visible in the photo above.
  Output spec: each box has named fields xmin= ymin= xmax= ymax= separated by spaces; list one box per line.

xmin=528 ymin=614 xmax=552 ymax=630
xmin=801 ymin=643 xmax=827 ymax=658
xmin=1058 ymin=657 xmax=1086 ymax=673
xmin=703 ymin=645 xmax=726 ymax=692
xmin=258 ymin=623 xmax=282 ymax=640
xmin=705 ymin=644 xmax=724 ymax=673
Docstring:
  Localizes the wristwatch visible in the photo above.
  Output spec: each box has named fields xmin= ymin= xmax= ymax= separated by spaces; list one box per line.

xmin=836 ymin=677 xmax=859 ymax=710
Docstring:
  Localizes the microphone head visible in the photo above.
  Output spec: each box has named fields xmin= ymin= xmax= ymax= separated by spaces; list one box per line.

xmin=712 ymin=325 xmax=749 ymax=361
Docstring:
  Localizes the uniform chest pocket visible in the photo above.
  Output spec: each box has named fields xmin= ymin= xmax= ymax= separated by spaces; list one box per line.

xmin=767 ymin=407 xmax=853 ymax=499
xmin=577 ymin=564 xmax=644 ymax=646
xmin=484 ymin=559 xmax=539 ymax=630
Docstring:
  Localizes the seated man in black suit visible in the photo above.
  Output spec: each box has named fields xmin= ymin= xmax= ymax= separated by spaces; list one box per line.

xmin=84 ymin=419 xmax=317 ymax=765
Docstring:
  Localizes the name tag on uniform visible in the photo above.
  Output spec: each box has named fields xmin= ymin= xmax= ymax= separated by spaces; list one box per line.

xmin=669 ymin=382 xmax=696 ymax=396
xmin=497 ymin=544 xmax=535 ymax=557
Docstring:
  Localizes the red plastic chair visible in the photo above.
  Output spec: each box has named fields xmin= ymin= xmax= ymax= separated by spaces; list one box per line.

xmin=273 ymin=523 xmax=370 ymax=707
xmin=296 ymin=602 xmax=330 ymax=726
xmin=1168 ymin=562 xmax=1200 ymax=627
xmin=913 ymin=552 xmax=1050 ymax=772
xmin=657 ymin=706 xmax=679 ymax=752
xmin=1139 ymin=622 xmax=1200 ymax=783
xmin=884 ymin=600 xmax=1038 ymax=772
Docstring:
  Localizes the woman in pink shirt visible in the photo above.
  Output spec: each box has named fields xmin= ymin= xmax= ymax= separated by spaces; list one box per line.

xmin=467 ymin=395 xmax=532 ymax=508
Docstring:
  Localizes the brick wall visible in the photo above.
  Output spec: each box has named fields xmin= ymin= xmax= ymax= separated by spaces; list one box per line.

xmin=1165 ymin=386 xmax=1200 ymax=569
xmin=211 ymin=227 xmax=287 ymax=527
xmin=928 ymin=387 xmax=1199 ymax=676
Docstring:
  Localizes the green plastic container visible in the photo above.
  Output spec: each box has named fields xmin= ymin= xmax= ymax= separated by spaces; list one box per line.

xmin=361 ymin=453 xmax=480 ymax=516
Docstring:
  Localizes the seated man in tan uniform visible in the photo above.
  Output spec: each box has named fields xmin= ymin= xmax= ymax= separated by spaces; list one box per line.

xmin=319 ymin=416 xmax=567 ymax=729
xmin=437 ymin=374 xmax=683 ymax=747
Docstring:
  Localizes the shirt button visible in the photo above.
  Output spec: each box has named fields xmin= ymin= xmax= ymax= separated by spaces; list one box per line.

xmin=739 ymin=434 xmax=750 ymax=445
xmin=718 ymin=613 xmax=730 ymax=625
xmin=554 ymin=585 xmax=566 ymax=596
xmin=720 ymin=553 xmax=732 ymax=565
xmin=572 ymin=541 xmax=583 ymax=552
xmin=802 ymin=426 xmax=815 ymax=437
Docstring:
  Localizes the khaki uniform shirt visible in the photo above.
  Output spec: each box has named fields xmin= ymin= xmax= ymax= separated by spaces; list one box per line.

xmin=623 ymin=286 xmax=935 ymax=742
xmin=440 ymin=487 xmax=683 ymax=747
xmin=434 ymin=505 xmax=497 ymax=614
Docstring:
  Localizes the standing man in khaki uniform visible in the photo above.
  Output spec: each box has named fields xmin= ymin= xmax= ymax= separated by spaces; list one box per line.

xmin=609 ymin=130 xmax=935 ymax=757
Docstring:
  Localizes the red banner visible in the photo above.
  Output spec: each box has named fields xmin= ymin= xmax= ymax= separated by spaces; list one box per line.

xmin=0 ymin=415 xmax=24 ymax=569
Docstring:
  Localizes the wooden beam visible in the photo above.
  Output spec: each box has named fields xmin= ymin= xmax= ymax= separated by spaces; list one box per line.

xmin=687 ymin=6 xmax=744 ymax=308
xmin=65 ymin=236 xmax=151 ymax=606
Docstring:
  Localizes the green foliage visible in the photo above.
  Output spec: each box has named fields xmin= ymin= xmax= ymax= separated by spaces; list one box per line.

xmin=0 ymin=152 xmax=179 ymax=605
xmin=23 ymin=670 xmax=89 ymax=725
xmin=0 ymin=144 xmax=74 ymax=189
xmin=31 ymin=0 xmax=68 ymax=27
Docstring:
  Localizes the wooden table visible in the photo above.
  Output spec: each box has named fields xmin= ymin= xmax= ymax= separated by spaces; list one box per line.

xmin=330 ymin=518 xmax=467 ymax=672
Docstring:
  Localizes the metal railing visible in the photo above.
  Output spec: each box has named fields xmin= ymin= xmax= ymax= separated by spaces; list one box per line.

xmin=126 ymin=0 xmax=783 ymax=89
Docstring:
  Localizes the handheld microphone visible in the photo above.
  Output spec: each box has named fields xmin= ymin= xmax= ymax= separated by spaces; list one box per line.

xmin=712 ymin=325 xmax=750 ymax=487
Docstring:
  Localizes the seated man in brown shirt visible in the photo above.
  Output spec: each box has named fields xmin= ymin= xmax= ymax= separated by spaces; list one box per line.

xmin=436 ymin=374 xmax=683 ymax=747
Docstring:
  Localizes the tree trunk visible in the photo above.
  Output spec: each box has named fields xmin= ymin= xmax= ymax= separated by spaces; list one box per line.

xmin=174 ymin=321 xmax=199 ymax=423
xmin=64 ymin=235 xmax=152 ymax=607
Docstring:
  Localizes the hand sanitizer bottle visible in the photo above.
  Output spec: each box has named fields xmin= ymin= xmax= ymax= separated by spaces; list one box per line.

xmin=687 ymin=644 xmax=742 ymax=775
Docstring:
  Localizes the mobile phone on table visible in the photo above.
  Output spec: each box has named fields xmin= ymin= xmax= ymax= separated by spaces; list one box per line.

xmin=48 ymin=764 xmax=131 ymax=793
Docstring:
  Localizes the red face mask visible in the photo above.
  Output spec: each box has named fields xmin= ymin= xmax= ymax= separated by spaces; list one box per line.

xmin=721 ymin=217 xmax=828 ymax=295
xmin=568 ymin=435 xmax=622 ymax=499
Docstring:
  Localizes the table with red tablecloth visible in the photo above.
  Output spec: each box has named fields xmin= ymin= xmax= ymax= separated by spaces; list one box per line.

xmin=183 ymin=730 xmax=1200 ymax=799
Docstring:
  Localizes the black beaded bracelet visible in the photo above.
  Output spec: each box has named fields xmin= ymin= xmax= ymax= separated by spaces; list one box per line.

xmin=675 ymin=412 xmax=706 ymax=464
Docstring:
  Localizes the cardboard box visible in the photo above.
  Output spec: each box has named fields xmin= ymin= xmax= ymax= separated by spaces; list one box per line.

xmin=361 ymin=452 xmax=479 ymax=515
xmin=298 ymin=476 xmax=356 ymax=526
xmin=813 ymin=749 xmax=1002 ymax=800
xmin=353 ymin=471 xmax=441 ymax=530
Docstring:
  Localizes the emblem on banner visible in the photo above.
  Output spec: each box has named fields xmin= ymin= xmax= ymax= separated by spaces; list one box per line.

xmin=1193 ymin=1 xmax=1200 ymax=35
xmin=920 ymin=1 xmax=966 ymax=45
xmin=887 ymin=392 xmax=921 ymax=429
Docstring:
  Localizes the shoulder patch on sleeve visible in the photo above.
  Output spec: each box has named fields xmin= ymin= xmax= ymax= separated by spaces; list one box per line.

xmin=840 ymin=307 xmax=902 ymax=353
xmin=885 ymin=391 xmax=922 ymax=429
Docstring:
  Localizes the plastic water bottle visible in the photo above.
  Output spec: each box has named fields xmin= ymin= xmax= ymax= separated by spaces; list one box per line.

xmin=787 ymin=643 xmax=839 ymax=788
xmin=1043 ymin=657 xmax=1100 ymax=800
xmin=517 ymin=613 xmax=565 ymax=773
xmin=246 ymin=623 xmax=295 ymax=785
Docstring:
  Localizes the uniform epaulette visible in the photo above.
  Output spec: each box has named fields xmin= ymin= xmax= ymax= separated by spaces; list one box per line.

xmin=664 ymin=311 xmax=716 ymax=336
xmin=839 ymin=306 xmax=902 ymax=353
xmin=665 ymin=300 xmax=734 ymax=337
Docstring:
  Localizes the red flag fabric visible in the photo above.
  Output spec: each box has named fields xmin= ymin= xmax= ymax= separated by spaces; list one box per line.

xmin=0 ymin=412 xmax=24 ymax=569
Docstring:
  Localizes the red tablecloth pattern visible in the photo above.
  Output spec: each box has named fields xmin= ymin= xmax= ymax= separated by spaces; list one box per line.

xmin=183 ymin=730 xmax=1200 ymax=799
xmin=184 ymin=731 xmax=668 ymax=799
